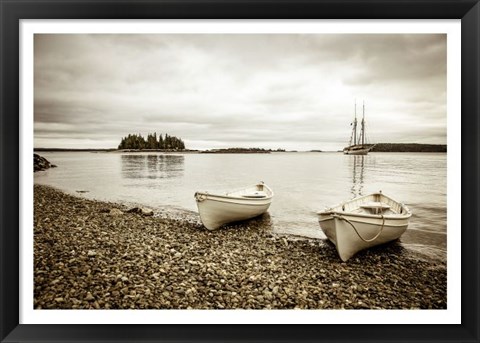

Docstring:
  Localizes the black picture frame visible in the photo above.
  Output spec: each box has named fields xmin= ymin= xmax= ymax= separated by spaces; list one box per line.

xmin=1 ymin=0 xmax=479 ymax=342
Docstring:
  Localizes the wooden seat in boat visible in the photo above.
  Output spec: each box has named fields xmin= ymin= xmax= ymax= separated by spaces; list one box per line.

xmin=360 ymin=202 xmax=391 ymax=214
xmin=242 ymin=192 xmax=267 ymax=198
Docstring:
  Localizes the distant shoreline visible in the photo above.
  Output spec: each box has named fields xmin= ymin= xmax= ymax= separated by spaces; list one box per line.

xmin=371 ymin=143 xmax=447 ymax=153
xmin=33 ymin=148 xmax=199 ymax=153
xmin=34 ymin=143 xmax=447 ymax=154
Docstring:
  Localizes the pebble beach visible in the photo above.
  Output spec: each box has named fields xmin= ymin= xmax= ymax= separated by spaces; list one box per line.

xmin=34 ymin=184 xmax=447 ymax=310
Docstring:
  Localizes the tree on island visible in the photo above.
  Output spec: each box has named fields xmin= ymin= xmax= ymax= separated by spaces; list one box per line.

xmin=118 ymin=132 xmax=185 ymax=150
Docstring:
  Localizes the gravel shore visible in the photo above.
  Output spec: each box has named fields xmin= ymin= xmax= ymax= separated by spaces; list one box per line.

xmin=34 ymin=184 xmax=446 ymax=309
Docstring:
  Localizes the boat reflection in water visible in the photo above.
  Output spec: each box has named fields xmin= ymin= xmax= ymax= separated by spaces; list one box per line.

xmin=121 ymin=154 xmax=184 ymax=180
xmin=350 ymin=155 xmax=365 ymax=198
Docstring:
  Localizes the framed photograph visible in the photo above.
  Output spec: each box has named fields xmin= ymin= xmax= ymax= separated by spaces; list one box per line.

xmin=1 ymin=0 xmax=478 ymax=342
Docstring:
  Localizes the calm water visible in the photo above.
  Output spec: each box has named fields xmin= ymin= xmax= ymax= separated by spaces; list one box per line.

xmin=34 ymin=152 xmax=447 ymax=260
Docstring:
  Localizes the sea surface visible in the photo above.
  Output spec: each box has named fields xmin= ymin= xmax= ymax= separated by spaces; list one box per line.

xmin=34 ymin=151 xmax=447 ymax=261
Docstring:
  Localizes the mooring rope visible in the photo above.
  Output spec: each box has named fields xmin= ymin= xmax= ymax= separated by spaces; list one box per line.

xmin=332 ymin=214 xmax=385 ymax=243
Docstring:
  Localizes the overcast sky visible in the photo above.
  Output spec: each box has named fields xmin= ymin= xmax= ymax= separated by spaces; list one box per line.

xmin=34 ymin=34 xmax=446 ymax=151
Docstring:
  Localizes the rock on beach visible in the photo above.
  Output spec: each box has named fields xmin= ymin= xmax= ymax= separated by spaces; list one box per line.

xmin=34 ymin=184 xmax=447 ymax=310
xmin=34 ymin=153 xmax=57 ymax=172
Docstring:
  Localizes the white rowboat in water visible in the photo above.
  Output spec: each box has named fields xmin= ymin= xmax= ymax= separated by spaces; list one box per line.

xmin=194 ymin=182 xmax=274 ymax=230
xmin=318 ymin=192 xmax=411 ymax=261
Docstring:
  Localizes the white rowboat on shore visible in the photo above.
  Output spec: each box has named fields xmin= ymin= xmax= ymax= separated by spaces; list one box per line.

xmin=318 ymin=192 xmax=412 ymax=261
xmin=194 ymin=182 xmax=274 ymax=230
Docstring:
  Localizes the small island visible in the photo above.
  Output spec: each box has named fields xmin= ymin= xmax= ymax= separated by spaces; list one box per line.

xmin=201 ymin=148 xmax=285 ymax=154
xmin=118 ymin=133 xmax=185 ymax=151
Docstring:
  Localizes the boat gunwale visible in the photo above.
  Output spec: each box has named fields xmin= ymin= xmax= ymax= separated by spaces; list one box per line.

xmin=317 ymin=192 xmax=412 ymax=220
xmin=317 ymin=211 xmax=412 ymax=224
xmin=196 ymin=196 xmax=273 ymax=207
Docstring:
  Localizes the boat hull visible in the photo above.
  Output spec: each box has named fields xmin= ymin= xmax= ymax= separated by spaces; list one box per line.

xmin=196 ymin=196 xmax=271 ymax=230
xmin=195 ymin=183 xmax=274 ymax=230
xmin=318 ymin=213 xmax=409 ymax=261
xmin=343 ymin=145 xmax=374 ymax=155
xmin=344 ymin=148 xmax=370 ymax=155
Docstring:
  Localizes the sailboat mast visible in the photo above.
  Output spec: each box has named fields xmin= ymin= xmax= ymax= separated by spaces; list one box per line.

xmin=361 ymin=101 xmax=365 ymax=146
xmin=353 ymin=101 xmax=357 ymax=146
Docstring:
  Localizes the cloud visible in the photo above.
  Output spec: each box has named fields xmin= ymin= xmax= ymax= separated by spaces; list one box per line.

xmin=34 ymin=34 xmax=447 ymax=150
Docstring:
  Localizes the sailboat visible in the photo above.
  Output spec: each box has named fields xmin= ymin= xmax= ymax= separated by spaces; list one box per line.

xmin=343 ymin=101 xmax=375 ymax=155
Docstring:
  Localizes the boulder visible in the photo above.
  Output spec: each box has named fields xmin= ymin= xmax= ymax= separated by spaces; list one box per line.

xmin=34 ymin=153 xmax=57 ymax=172
xmin=127 ymin=207 xmax=154 ymax=216
xmin=126 ymin=207 xmax=142 ymax=214
xmin=109 ymin=209 xmax=124 ymax=216
xmin=141 ymin=208 xmax=154 ymax=216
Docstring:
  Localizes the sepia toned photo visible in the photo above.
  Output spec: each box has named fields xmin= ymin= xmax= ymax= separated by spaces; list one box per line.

xmin=33 ymin=33 xmax=447 ymax=312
